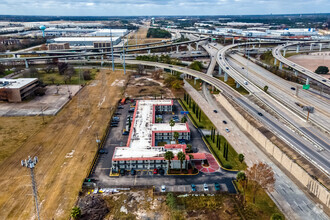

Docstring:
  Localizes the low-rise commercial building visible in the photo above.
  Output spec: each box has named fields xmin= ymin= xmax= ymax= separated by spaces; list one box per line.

xmin=111 ymin=100 xmax=202 ymax=173
xmin=0 ymin=78 xmax=39 ymax=102
xmin=48 ymin=42 xmax=70 ymax=50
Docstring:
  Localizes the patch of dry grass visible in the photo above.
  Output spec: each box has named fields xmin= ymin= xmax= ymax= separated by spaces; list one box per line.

xmin=0 ymin=70 xmax=128 ymax=219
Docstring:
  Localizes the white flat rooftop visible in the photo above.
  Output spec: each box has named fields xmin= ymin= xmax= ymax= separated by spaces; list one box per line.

xmin=53 ymin=37 xmax=120 ymax=42
xmin=113 ymin=100 xmax=189 ymax=160
xmin=0 ymin=78 xmax=38 ymax=89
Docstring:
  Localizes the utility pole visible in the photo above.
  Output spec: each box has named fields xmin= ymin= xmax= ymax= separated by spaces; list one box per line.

xmin=21 ymin=156 xmax=40 ymax=220
xmin=110 ymin=29 xmax=114 ymax=71
xmin=122 ymin=36 xmax=126 ymax=75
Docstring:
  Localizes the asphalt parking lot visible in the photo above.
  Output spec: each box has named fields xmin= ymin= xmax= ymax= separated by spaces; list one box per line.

xmin=90 ymin=99 xmax=237 ymax=193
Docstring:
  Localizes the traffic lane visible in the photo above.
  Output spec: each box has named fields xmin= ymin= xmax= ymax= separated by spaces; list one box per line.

xmin=236 ymin=97 xmax=330 ymax=174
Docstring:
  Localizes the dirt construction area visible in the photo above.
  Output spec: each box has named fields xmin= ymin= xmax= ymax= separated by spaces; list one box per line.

xmin=0 ymin=85 xmax=81 ymax=116
xmin=0 ymin=70 xmax=128 ymax=219
xmin=288 ymin=54 xmax=330 ymax=79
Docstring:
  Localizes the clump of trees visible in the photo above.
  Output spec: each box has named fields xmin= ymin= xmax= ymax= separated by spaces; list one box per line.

xmin=315 ymin=66 xmax=329 ymax=74
xmin=136 ymin=55 xmax=182 ymax=65
xmin=164 ymin=74 xmax=183 ymax=89
xmin=189 ymin=61 xmax=203 ymax=71
xmin=147 ymin=28 xmax=171 ymax=38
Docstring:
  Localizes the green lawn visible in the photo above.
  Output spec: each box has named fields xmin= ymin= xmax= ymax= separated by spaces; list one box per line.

xmin=180 ymin=99 xmax=213 ymax=130
xmin=185 ymin=78 xmax=203 ymax=91
xmin=216 ymin=76 xmax=249 ymax=95
xmin=205 ymin=136 xmax=247 ymax=170
xmin=235 ymin=181 xmax=285 ymax=220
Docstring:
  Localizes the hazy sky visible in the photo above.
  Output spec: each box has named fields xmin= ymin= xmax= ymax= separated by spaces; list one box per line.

xmin=0 ymin=0 xmax=329 ymax=16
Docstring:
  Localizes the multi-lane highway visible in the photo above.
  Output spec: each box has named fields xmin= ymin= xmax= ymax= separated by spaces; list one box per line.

xmin=272 ymin=42 xmax=330 ymax=87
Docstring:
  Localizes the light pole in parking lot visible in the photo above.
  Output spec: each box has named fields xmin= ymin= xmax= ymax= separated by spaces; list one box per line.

xmin=21 ymin=156 xmax=40 ymax=220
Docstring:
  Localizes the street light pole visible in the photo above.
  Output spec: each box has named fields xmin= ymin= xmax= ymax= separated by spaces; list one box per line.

xmin=21 ymin=156 xmax=40 ymax=220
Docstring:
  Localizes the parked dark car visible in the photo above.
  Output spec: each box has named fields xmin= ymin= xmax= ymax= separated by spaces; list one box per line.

xmin=258 ymin=112 xmax=263 ymax=116
xmin=159 ymin=168 xmax=165 ymax=175
xmin=214 ymin=182 xmax=220 ymax=191
xmin=213 ymin=110 xmax=218 ymax=113
xmin=291 ymin=87 xmax=296 ymax=90
xmin=222 ymin=120 xmax=227 ymax=124
xmin=99 ymin=149 xmax=108 ymax=154
xmin=117 ymin=106 xmax=124 ymax=109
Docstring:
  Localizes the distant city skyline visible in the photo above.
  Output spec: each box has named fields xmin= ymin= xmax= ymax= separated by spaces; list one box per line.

xmin=0 ymin=0 xmax=329 ymax=16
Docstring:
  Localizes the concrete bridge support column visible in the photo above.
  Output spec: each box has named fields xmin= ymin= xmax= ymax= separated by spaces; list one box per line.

xmin=232 ymin=38 xmax=235 ymax=45
xmin=188 ymin=44 xmax=191 ymax=51
xmin=310 ymin=43 xmax=313 ymax=51
xmin=296 ymin=45 xmax=300 ymax=53
xmin=236 ymin=82 xmax=240 ymax=88
xmin=148 ymin=49 xmax=151 ymax=54
xmin=224 ymin=72 xmax=228 ymax=82
xmin=283 ymin=49 xmax=286 ymax=56
xmin=252 ymin=45 xmax=255 ymax=49
xmin=279 ymin=62 xmax=283 ymax=70
xmin=176 ymin=45 xmax=179 ymax=53
xmin=219 ymin=64 xmax=222 ymax=75
xmin=319 ymin=43 xmax=322 ymax=51
xmin=120 ymin=54 xmax=122 ymax=60
xmin=306 ymin=78 xmax=310 ymax=85
xmin=294 ymin=70 xmax=298 ymax=77
xmin=196 ymin=43 xmax=199 ymax=50
xmin=25 ymin=59 xmax=29 ymax=69
xmin=212 ymin=86 xmax=214 ymax=92
xmin=194 ymin=77 xmax=197 ymax=85
xmin=274 ymin=58 xmax=277 ymax=65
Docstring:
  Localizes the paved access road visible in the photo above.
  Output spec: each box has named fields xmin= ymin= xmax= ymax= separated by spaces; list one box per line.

xmin=184 ymin=82 xmax=329 ymax=220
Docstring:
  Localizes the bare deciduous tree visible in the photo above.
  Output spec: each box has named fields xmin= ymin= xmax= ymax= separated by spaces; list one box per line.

xmin=246 ymin=162 xmax=275 ymax=203
xmin=151 ymin=69 xmax=162 ymax=80
xmin=137 ymin=64 xmax=144 ymax=75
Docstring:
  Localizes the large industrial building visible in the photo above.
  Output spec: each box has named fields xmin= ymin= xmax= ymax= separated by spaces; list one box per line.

xmin=0 ymin=78 xmax=39 ymax=102
xmin=48 ymin=36 xmax=121 ymax=47
xmin=44 ymin=28 xmax=128 ymax=37
xmin=111 ymin=100 xmax=204 ymax=173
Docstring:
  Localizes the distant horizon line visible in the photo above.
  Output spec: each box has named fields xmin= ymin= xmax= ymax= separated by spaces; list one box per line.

xmin=0 ymin=12 xmax=329 ymax=18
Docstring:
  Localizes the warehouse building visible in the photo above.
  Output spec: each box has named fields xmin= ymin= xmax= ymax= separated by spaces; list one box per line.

xmin=0 ymin=78 xmax=39 ymax=102
xmin=48 ymin=36 xmax=121 ymax=47
xmin=111 ymin=100 xmax=204 ymax=173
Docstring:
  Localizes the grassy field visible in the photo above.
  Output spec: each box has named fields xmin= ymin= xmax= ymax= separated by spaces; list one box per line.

xmin=0 ymin=116 xmax=53 ymax=165
xmin=235 ymin=181 xmax=284 ymax=220
xmin=0 ymin=69 xmax=128 ymax=219
xmin=205 ymin=136 xmax=247 ymax=170
xmin=32 ymin=68 xmax=98 ymax=85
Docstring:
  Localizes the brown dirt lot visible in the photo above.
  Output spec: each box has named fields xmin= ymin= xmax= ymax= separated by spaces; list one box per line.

xmin=0 ymin=70 xmax=128 ymax=219
xmin=125 ymin=75 xmax=174 ymax=99
xmin=127 ymin=27 xmax=169 ymax=46
xmin=288 ymin=54 xmax=330 ymax=79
